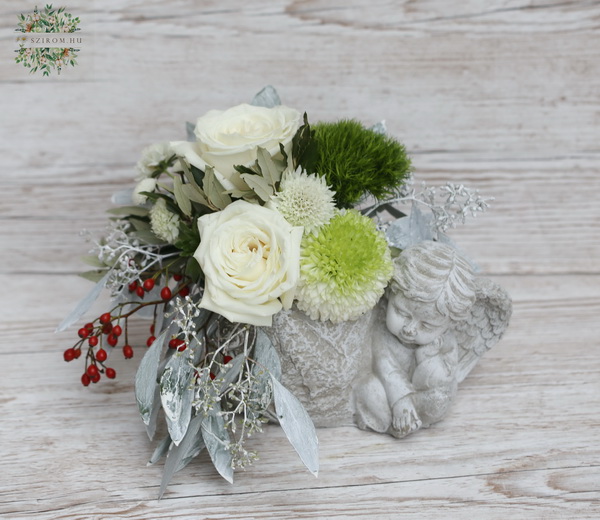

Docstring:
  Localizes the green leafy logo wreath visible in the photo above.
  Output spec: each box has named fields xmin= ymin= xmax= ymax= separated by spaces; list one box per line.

xmin=14 ymin=5 xmax=81 ymax=76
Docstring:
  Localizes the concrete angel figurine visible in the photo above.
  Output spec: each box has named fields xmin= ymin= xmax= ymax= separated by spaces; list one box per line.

xmin=353 ymin=240 xmax=512 ymax=438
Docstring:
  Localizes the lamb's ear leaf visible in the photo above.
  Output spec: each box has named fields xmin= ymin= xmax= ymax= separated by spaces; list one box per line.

xmin=55 ymin=270 xmax=111 ymax=332
xmin=251 ymin=85 xmax=281 ymax=108
xmin=201 ymin=405 xmax=234 ymax=483
xmin=270 ymin=376 xmax=319 ymax=476
xmin=134 ymin=329 xmax=168 ymax=438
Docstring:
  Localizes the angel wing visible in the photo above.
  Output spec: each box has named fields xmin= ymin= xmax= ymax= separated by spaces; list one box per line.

xmin=454 ymin=277 xmax=512 ymax=383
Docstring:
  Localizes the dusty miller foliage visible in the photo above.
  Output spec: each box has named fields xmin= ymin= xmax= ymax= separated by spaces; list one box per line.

xmin=82 ymin=222 xmax=177 ymax=298
xmin=363 ymin=174 xmax=493 ymax=239
xmin=170 ymin=296 xmax=271 ymax=469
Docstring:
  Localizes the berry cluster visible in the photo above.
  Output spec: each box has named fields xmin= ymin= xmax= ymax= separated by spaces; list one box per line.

xmin=63 ymin=274 xmax=190 ymax=386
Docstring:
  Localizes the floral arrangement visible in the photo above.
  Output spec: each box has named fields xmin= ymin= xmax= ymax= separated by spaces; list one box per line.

xmin=59 ymin=87 xmax=491 ymax=497
xmin=14 ymin=4 xmax=80 ymax=76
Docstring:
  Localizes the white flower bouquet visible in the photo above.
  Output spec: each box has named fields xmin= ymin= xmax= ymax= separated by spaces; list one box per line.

xmin=59 ymin=87 xmax=492 ymax=496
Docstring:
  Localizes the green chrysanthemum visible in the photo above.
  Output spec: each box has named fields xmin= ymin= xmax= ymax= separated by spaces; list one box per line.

xmin=295 ymin=210 xmax=393 ymax=323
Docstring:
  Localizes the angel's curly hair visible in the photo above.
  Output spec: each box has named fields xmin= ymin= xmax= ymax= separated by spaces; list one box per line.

xmin=389 ymin=241 xmax=477 ymax=321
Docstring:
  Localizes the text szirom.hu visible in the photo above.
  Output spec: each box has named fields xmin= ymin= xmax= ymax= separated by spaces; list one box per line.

xmin=17 ymin=35 xmax=85 ymax=48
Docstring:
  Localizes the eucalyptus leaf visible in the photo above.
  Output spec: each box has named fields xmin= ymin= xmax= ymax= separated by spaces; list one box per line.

xmin=203 ymin=166 xmax=232 ymax=210
xmin=128 ymin=217 xmax=151 ymax=232
xmin=160 ymin=352 xmax=195 ymax=446
xmin=159 ymin=414 xmax=204 ymax=499
xmin=240 ymin=173 xmax=273 ymax=202
xmin=173 ymin=175 xmax=192 ymax=217
xmin=56 ymin=270 xmax=111 ymax=332
xmin=77 ymin=270 xmax=108 ymax=283
xmin=132 ymin=230 xmax=166 ymax=245
xmin=271 ymin=376 xmax=319 ymax=476
xmin=181 ymin=183 xmax=210 ymax=206
xmin=80 ymin=255 xmax=106 ymax=268
xmin=201 ymin=406 xmax=233 ymax=483
xmin=256 ymin=147 xmax=283 ymax=187
xmin=250 ymin=85 xmax=281 ymax=108
xmin=106 ymin=205 xmax=150 ymax=218
xmin=135 ymin=329 xmax=168 ymax=437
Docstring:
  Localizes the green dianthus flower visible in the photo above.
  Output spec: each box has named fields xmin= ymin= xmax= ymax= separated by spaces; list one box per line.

xmin=296 ymin=210 xmax=393 ymax=323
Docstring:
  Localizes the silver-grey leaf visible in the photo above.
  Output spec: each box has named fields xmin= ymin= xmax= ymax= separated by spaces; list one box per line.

xmin=111 ymin=187 xmax=134 ymax=205
xmin=218 ymin=353 xmax=245 ymax=394
xmin=134 ymin=329 xmax=168 ymax=437
xmin=55 ymin=270 xmax=111 ymax=332
xmin=386 ymin=202 xmax=433 ymax=250
xmin=251 ymin=85 xmax=281 ymax=108
xmin=148 ymin=435 xmax=171 ymax=466
xmin=370 ymin=120 xmax=387 ymax=135
xmin=201 ymin=406 xmax=233 ymax=483
xmin=160 ymin=352 xmax=195 ymax=446
xmin=186 ymin=121 xmax=196 ymax=142
xmin=254 ymin=328 xmax=281 ymax=382
xmin=158 ymin=414 xmax=204 ymax=499
xmin=271 ymin=376 xmax=319 ymax=476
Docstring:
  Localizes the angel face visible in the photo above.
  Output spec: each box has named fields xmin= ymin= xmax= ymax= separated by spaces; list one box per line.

xmin=386 ymin=293 xmax=450 ymax=346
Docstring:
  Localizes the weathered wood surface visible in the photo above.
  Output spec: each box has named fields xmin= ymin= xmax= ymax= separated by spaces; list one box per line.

xmin=1 ymin=1 xmax=599 ymax=518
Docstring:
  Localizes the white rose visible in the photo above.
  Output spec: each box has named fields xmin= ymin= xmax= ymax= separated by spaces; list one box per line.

xmin=194 ymin=200 xmax=303 ymax=327
xmin=171 ymin=103 xmax=301 ymax=192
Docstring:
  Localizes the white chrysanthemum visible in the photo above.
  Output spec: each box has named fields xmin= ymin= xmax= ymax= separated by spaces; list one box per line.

xmin=132 ymin=178 xmax=157 ymax=205
xmin=150 ymin=198 xmax=180 ymax=243
xmin=136 ymin=142 xmax=173 ymax=178
xmin=269 ymin=169 xmax=336 ymax=235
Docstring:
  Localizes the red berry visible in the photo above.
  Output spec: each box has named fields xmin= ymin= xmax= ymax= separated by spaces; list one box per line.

xmin=74 ymin=348 xmax=82 ymax=359
xmin=173 ymin=273 xmax=183 ymax=281
xmin=128 ymin=280 xmax=138 ymax=292
xmin=99 ymin=313 xmax=111 ymax=324
xmin=78 ymin=327 xmax=90 ymax=339
xmin=223 ymin=355 xmax=233 ymax=364
xmin=102 ymin=322 xmax=113 ymax=335
xmin=91 ymin=372 xmax=101 ymax=383
xmin=95 ymin=349 xmax=107 ymax=362
xmin=88 ymin=336 xmax=99 ymax=347
xmin=143 ymin=279 xmax=155 ymax=292
xmin=179 ymin=286 xmax=190 ymax=298
xmin=87 ymin=364 xmax=99 ymax=378
xmin=107 ymin=333 xmax=118 ymax=347
xmin=84 ymin=322 xmax=94 ymax=331
xmin=209 ymin=372 xmax=216 ymax=380
xmin=136 ymin=286 xmax=145 ymax=298
xmin=112 ymin=325 xmax=123 ymax=337
xmin=63 ymin=348 xmax=76 ymax=362
xmin=160 ymin=287 xmax=172 ymax=300
xmin=105 ymin=367 xmax=116 ymax=379
xmin=122 ymin=345 xmax=134 ymax=359
xmin=178 ymin=344 xmax=187 ymax=352
xmin=146 ymin=336 xmax=156 ymax=347
xmin=81 ymin=373 xmax=91 ymax=386
xmin=168 ymin=338 xmax=178 ymax=349
xmin=150 ymin=324 xmax=155 ymax=334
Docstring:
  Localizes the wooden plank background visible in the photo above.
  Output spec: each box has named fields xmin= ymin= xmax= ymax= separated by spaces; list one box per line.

xmin=1 ymin=1 xmax=599 ymax=518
